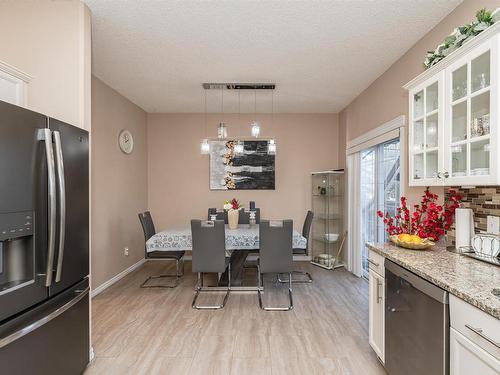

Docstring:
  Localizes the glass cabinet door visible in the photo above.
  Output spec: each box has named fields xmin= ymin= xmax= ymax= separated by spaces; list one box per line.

xmin=311 ymin=172 xmax=344 ymax=270
xmin=411 ymin=78 xmax=441 ymax=183
xmin=447 ymin=49 xmax=491 ymax=180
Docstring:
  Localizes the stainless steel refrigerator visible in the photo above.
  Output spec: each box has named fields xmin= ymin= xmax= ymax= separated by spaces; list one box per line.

xmin=0 ymin=100 xmax=90 ymax=374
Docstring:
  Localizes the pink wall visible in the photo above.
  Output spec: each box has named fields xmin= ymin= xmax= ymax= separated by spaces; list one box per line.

xmin=147 ymin=113 xmax=339 ymax=231
xmin=340 ymin=0 xmax=500 ymax=204
xmin=91 ymin=77 xmax=148 ymax=289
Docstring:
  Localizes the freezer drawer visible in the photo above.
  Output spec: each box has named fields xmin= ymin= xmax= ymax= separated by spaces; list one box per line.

xmin=0 ymin=278 xmax=89 ymax=375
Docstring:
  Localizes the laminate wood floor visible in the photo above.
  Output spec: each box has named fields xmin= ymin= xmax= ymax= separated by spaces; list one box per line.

xmin=85 ymin=261 xmax=386 ymax=375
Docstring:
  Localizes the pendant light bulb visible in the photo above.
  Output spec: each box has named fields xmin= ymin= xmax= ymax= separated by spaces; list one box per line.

xmin=251 ymin=121 xmax=261 ymax=138
xmin=218 ymin=122 xmax=227 ymax=139
xmin=268 ymin=139 xmax=276 ymax=155
xmin=201 ymin=88 xmax=209 ymax=155
xmin=200 ymin=139 xmax=210 ymax=154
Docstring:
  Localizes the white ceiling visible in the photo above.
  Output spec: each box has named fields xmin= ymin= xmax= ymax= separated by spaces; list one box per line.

xmin=85 ymin=0 xmax=462 ymax=113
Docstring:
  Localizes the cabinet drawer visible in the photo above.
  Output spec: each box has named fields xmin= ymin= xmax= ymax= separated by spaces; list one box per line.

xmin=451 ymin=328 xmax=500 ymax=375
xmin=450 ymin=294 xmax=500 ymax=360
xmin=368 ymin=249 xmax=384 ymax=276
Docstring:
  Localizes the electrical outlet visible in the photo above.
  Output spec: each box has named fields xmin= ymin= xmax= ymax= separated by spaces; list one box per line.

xmin=487 ymin=216 xmax=499 ymax=235
xmin=124 ymin=247 xmax=129 ymax=256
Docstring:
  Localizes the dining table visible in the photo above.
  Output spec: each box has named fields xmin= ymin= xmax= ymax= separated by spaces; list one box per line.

xmin=146 ymin=223 xmax=307 ymax=289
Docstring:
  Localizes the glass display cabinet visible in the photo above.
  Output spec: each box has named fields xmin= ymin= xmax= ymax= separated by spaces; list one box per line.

xmin=405 ymin=24 xmax=499 ymax=186
xmin=310 ymin=171 xmax=345 ymax=270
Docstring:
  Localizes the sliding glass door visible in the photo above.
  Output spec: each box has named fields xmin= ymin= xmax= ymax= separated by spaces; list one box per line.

xmin=360 ymin=138 xmax=401 ymax=277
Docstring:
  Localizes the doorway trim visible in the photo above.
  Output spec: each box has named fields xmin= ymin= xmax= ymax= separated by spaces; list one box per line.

xmin=346 ymin=115 xmax=406 ymax=277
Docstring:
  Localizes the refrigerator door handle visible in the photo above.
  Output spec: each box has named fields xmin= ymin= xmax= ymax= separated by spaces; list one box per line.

xmin=38 ymin=128 xmax=57 ymax=287
xmin=0 ymin=286 xmax=89 ymax=349
xmin=53 ymin=131 xmax=66 ymax=283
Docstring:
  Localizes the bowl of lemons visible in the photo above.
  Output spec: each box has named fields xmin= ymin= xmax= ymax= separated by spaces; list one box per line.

xmin=390 ymin=233 xmax=435 ymax=250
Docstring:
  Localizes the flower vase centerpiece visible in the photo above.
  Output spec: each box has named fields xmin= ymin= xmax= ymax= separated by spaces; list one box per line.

xmin=377 ymin=188 xmax=462 ymax=250
xmin=224 ymin=198 xmax=243 ymax=229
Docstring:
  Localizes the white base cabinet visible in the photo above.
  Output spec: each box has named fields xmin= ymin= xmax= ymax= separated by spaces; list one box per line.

xmin=450 ymin=294 xmax=500 ymax=375
xmin=451 ymin=328 xmax=500 ymax=375
xmin=368 ymin=250 xmax=385 ymax=363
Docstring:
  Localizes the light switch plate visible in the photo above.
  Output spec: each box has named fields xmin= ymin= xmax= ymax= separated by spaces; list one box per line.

xmin=487 ymin=216 xmax=499 ymax=235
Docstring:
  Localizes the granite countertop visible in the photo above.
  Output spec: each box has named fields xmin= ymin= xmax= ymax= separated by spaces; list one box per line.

xmin=367 ymin=242 xmax=500 ymax=320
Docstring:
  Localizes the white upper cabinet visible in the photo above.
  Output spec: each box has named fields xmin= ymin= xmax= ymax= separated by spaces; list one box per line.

xmin=409 ymin=73 xmax=445 ymax=186
xmin=405 ymin=24 xmax=500 ymax=186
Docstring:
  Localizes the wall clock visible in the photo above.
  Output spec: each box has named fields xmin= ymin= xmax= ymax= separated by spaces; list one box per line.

xmin=118 ymin=129 xmax=134 ymax=154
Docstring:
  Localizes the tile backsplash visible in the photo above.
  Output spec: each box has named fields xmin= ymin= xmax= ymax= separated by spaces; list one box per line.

xmin=446 ymin=186 xmax=500 ymax=247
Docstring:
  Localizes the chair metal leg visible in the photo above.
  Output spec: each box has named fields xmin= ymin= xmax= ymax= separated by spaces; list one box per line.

xmin=258 ymin=268 xmax=293 ymax=311
xmin=141 ymin=258 xmax=183 ymax=288
xmin=278 ymin=270 xmax=313 ymax=284
xmin=192 ymin=265 xmax=231 ymax=310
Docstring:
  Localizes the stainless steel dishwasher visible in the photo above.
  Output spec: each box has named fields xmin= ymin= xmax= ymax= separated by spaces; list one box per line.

xmin=385 ymin=259 xmax=449 ymax=375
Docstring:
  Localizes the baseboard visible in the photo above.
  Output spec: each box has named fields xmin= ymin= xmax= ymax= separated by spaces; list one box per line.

xmin=91 ymin=258 xmax=146 ymax=298
xmin=294 ymin=255 xmax=311 ymax=261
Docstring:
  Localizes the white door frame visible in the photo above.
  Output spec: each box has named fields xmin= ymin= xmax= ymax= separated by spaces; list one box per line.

xmin=346 ymin=116 xmax=406 ymax=277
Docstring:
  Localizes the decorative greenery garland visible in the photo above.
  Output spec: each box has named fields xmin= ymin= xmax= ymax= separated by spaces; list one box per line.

xmin=424 ymin=8 xmax=500 ymax=69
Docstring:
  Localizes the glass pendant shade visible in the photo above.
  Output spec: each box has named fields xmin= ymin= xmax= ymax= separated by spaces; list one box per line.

xmin=268 ymin=139 xmax=277 ymax=155
xmin=200 ymin=139 xmax=210 ymax=154
xmin=234 ymin=141 xmax=244 ymax=155
xmin=251 ymin=121 xmax=260 ymax=138
xmin=218 ymin=122 xmax=228 ymax=139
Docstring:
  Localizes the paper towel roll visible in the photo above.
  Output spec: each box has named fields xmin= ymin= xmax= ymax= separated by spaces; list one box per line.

xmin=455 ymin=208 xmax=474 ymax=250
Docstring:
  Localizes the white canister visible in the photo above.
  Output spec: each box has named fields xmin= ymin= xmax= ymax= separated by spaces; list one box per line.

xmin=455 ymin=208 xmax=474 ymax=250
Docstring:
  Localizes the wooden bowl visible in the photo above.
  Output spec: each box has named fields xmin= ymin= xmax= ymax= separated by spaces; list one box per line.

xmin=389 ymin=235 xmax=435 ymax=250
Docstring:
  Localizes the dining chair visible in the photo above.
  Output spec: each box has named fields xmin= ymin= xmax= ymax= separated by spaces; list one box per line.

xmin=239 ymin=208 xmax=261 ymax=224
xmin=138 ymin=211 xmax=185 ymax=288
xmin=207 ymin=208 xmax=228 ymax=223
xmin=241 ymin=207 xmax=262 ymax=271
xmin=278 ymin=210 xmax=314 ymax=283
xmin=257 ymin=219 xmax=294 ymax=311
xmin=191 ymin=219 xmax=231 ymax=309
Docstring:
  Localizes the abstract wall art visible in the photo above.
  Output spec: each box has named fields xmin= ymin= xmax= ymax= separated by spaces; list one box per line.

xmin=209 ymin=140 xmax=275 ymax=190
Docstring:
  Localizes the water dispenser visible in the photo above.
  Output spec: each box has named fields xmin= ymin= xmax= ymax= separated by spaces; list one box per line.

xmin=0 ymin=211 xmax=35 ymax=296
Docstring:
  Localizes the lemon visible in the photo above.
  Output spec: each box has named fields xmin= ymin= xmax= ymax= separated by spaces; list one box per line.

xmin=398 ymin=234 xmax=412 ymax=242
xmin=410 ymin=235 xmax=422 ymax=243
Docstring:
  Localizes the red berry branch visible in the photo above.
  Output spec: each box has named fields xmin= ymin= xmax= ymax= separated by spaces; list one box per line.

xmin=231 ymin=198 xmax=242 ymax=210
xmin=377 ymin=188 xmax=462 ymax=241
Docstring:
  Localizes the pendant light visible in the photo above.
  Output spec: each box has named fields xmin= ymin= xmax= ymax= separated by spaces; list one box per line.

xmin=200 ymin=90 xmax=210 ymax=154
xmin=251 ymin=89 xmax=261 ymax=138
xmin=217 ymin=86 xmax=228 ymax=139
xmin=218 ymin=122 xmax=227 ymax=139
xmin=234 ymin=140 xmax=244 ymax=154
xmin=234 ymin=89 xmax=244 ymax=155
xmin=268 ymin=90 xmax=276 ymax=155
xmin=268 ymin=139 xmax=276 ymax=154
xmin=200 ymin=83 xmax=276 ymax=153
